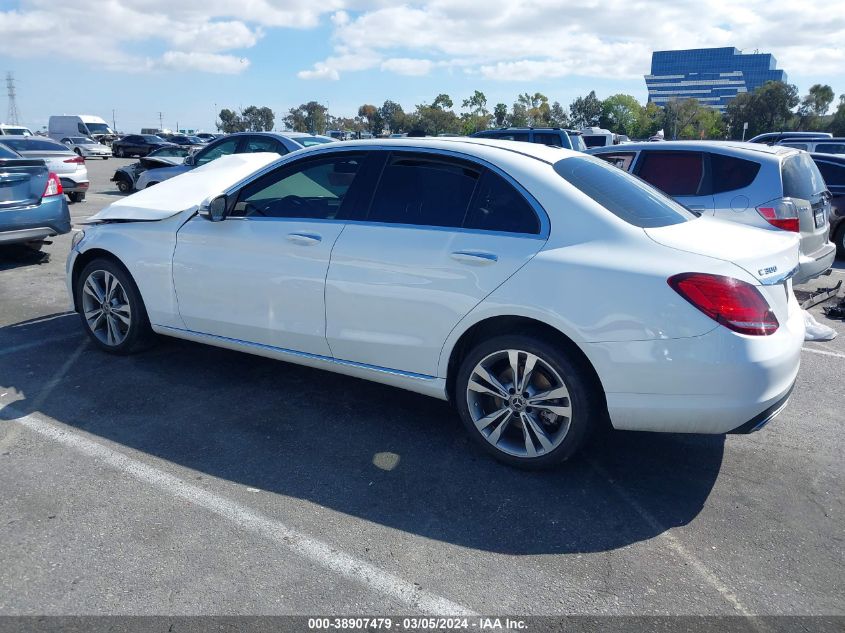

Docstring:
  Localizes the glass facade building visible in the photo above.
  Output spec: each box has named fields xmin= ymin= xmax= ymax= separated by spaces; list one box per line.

xmin=645 ymin=47 xmax=787 ymax=111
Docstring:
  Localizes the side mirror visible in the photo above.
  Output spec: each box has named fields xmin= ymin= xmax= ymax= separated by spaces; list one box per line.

xmin=184 ymin=154 xmax=196 ymax=166
xmin=198 ymin=194 xmax=228 ymax=222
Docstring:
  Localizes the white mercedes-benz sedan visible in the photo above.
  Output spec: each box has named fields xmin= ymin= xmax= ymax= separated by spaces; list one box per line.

xmin=67 ymin=138 xmax=805 ymax=468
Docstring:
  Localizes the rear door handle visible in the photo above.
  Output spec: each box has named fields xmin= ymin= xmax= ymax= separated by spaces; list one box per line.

xmin=450 ymin=250 xmax=498 ymax=265
xmin=286 ymin=232 xmax=322 ymax=246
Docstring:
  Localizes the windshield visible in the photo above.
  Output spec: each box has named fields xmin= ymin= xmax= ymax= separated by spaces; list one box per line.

xmin=1 ymin=127 xmax=31 ymax=136
xmin=1 ymin=138 xmax=68 ymax=152
xmin=85 ymin=122 xmax=113 ymax=135
xmin=186 ymin=136 xmax=203 ymax=143
xmin=555 ymin=155 xmax=696 ymax=228
xmin=782 ymin=152 xmax=827 ymax=200
xmin=150 ymin=147 xmax=190 ymax=157
xmin=142 ymin=135 xmax=165 ymax=142
xmin=68 ymin=137 xmax=92 ymax=144
xmin=567 ymin=133 xmax=587 ymax=152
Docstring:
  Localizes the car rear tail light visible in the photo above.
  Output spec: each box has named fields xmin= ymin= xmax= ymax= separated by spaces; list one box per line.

xmin=756 ymin=198 xmax=799 ymax=232
xmin=42 ymin=172 xmax=63 ymax=197
xmin=64 ymin=155 xmax=85 ymax=164
xmin=668 ymin=273 xmax=779 ymax=336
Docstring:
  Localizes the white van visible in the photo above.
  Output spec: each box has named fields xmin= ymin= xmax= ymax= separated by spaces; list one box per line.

xmin=0 ymin=124 xmax=33 ymax=136
xmin=580 ymin=127 xmax=616 ymax=148
xmin=49 ymin=115 xmax=115 ymax=143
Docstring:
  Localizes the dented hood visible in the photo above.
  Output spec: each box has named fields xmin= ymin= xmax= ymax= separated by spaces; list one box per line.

xmin=89 ymin=152 xmax=281 ymax=222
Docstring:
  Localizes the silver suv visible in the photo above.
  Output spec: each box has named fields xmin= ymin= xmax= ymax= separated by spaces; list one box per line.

xmin=776 ymin=138 xmax=845 ymax=156
xmin=588 ymin=141 xmax=835 ymax=284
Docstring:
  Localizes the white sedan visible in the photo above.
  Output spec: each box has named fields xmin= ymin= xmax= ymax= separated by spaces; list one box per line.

xmin=67 ymin=139 xmax=804 ymax=468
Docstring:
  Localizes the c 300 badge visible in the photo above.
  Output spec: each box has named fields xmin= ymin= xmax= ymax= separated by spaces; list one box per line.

xmin=758 ymin=266 xmax=778 ymax=276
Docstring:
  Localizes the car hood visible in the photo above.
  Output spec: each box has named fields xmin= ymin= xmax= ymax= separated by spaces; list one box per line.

xmin=88 ymin=152 xmax=280 ymax=222
xmin=139 ymin=156 xmax=185 ymax=168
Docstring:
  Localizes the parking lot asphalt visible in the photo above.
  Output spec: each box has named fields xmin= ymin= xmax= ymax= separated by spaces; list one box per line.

xmin=0 ymin=157 xmax=843 ymax=616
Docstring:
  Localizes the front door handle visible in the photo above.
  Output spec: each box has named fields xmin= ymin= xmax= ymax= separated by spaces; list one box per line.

xmin=286 ymin=232 xmax=322 ymax=246
xmin=450 ymin=250 xmax=498 ymax=265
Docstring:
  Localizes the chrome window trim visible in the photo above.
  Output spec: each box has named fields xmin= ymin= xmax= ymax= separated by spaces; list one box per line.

xmin=220 ymin=144 xmax=551 ymax=239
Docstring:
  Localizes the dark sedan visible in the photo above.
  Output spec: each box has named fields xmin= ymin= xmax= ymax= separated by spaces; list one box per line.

xmin=111 ymin=134 xmax=175 ymax=158
xmin=812 ymin=153 xmax=845 ymax=258
xmin=168 ymin=134 xmax=206 ymax=149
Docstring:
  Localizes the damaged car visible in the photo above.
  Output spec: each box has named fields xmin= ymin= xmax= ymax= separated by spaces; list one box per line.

xmin=110 ymin=146 xmax=192 ymax=193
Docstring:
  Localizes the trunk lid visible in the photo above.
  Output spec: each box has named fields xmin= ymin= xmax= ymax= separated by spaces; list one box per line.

xmin=779 ymin=152 xmax=831 ymax=257
xmin=646 ymin=216 xmax=800 ymax=326
xmin=15 ymin=150 xmax=77 ymax=176
xmin=0 ymin=158 xmax=48 ymax=208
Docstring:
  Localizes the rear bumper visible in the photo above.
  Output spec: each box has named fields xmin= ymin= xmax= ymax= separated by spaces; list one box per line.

xmin=59 ymin=177 xmax=90 ymax=193
xmin=794 ymin=241 xmax=836 ymax=285
xmin=0 ymin=196 xmax=71 ymax=244
xmin=586 ymin=299 xmax=804 ymax=434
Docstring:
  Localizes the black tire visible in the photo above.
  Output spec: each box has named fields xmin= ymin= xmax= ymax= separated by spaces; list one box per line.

xmin=116 ymin=178 xmax=132 ymax=193
xmin=835 ymin=224 xmax=845 ymax=259
xmin=455 ymin=334 xmax=601 ymax=469
xmin=68 ymin=192 xmax=85 ymax=203
xmin=145 ymin=181 xmax=159 ymax=188
xmin=75 ymin=257 xmax=155 ymax=354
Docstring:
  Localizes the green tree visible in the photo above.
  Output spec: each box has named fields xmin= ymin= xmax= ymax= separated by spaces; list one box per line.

xmin=493 ymin=103 xmax=508 ymax=127
xmin=241 ymin=105 xmax=275 ymax=132
xmin=414 ymin=95 xmax=460 ymax=135
xmin=634 ymin=101 xmax=664 ymax=139
xmin=725 ymin=81 xmax=799 ymax=139
xmin=217 ymin=108 xmax=246 ymax=133
xmin=797 ymin=84 xmax=835 ymax=130
xmin=548 ymin=101 xmax=570 ymax=128
xmin=432 ymin=94 xmax=454 ymax=110
xmin=285 ymin=102 xmax=328 ymax=134
xmin=517 ymin=92 xmax=551 ymax=126
xmin=379 ymin=100 xmax=405 ymax=134
xmin=462 ymin=90 xmax=488 ymax=116
xmin=460 ymin=90 xmax=490 ymax=133
xmin=357 ymin=104 xmax=383 ymax=135
xmin=569 ymin=91 xmax=602 ymax=128
xmin=599 ymin=94 xmax=642 ymax=136
xmin=509 ymin=102 xmax=528 ymax=127
xmin=830 ymin=95 xmax=845 ymax=136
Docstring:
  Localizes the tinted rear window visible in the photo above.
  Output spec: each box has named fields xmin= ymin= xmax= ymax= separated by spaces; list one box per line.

xmin=0 ymin=138 xmax=67 ymax=152
xmin=782 ymin=153 xmax=827 ymax=200
xmin=815 ymin=143 xmax=845 ymax=155
xmin=595 ymin=152 xmax=636 ymax=171
xmin=710 ymin=154 xmax=761 ymax=193
xmin=0 ymin=143 xmax=19 ymax=159
xmin=533 ymin=133 xmax=563 ymax=147
xmin=368 ymin=155 xmax=480 ymax=228
xmin=636 ymin=151 xmax=704 ymax=196
xmin=463 ymin=170 xmax=540 ymax=234
xmin=555 ymin=156 xmax=695 ymax=228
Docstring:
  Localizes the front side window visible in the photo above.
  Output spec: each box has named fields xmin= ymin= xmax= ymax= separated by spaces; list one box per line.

xmin=533 ymin=133 xmax=563 ymax=147
xmin=463 ymin=170 xmax=540 ymax=234
xmin=233 ymin=153 xmax=365 ymax=220
xmin=636 ymin=151 xmax=705 ymax=196
xmin=556 ymin=156 xmax=696 ymax=228
xmin=367 ymin=154 xmax=480 ymax=228
xmin=595 ymin=152 xmax=637 ymax=171
xmin=780 ymin=143 xmax=808 ymax=151
xmin=78 ymin=123 xmax=87 ymax=134
xmin=710 ymin=153 xmax=761 ymax=193
xmin=196 ymin=138 xmax=240 ymax=166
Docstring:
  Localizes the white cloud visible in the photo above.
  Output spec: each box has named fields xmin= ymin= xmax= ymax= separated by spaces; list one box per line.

xmin=380 ymin=58 xmax=433 ymax=76
xmin=298 ymin=0 xmax=845 ymax=82
xmin=159 ymin=51 xmax=250 ymax=74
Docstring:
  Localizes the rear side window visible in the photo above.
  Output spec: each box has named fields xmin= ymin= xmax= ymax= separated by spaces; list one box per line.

xmin=595 ymin=152 xmax=636 ymax=171
xmin=582 ymin=135 xmax=608 ymax=148
xmin=555 ymin=156 xmax=695 ymax=228
xmin=196 ymin=137 xmax=240 ymax=166
xmin=780 ymin=143 xmax=808 ymax=151
xmin=815 ymin=143 xmax=845 ymax=155
xmin=244 ymin=136 xmax=285 ymax=154
xmin=533 ymin=133 xmax=562 ymax=147
xmin=814 ymin=160 xmax=845 ymax=186
xmin=636 ymin=151 xmax=704 ymax=196
xmin=710 ymin=154 xmax=761 ymax=193
xmin=567 ymin=134 xmax=586 ymax=152
xmin=782 ymin=153 xmax=827 ymax=200
xmin=485 ymin=132 xmax=530 ymax=142
xmin=464 ymin=170 xmax=540 ymax=234
xmin=368 ymin=155 xmax=480 ymax=228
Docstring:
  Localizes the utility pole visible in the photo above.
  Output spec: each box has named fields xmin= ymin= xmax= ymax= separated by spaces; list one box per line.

xmin=6 ymin=71 xmax=20 ymax=125
xmin=158 ymin=112 xmax=163 ymax=132
xmin=112 ymin=109 xmax=116 ymax=132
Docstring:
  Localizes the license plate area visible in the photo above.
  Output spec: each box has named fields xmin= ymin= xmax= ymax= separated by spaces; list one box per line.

xmin=814 ymin=206 xmax=826 ymax=229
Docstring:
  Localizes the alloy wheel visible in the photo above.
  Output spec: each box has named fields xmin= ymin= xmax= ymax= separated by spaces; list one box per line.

xmin=466 ymin=349 xmax=573 ymax=458
xmin=81 ymin=270 xmax=132 ymax=347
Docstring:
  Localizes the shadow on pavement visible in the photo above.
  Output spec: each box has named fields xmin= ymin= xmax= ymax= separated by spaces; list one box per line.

xmin=0 ymin=245 xmax=51 ymax=271
xmin=0 ymin=314 xmax=724 ymax=555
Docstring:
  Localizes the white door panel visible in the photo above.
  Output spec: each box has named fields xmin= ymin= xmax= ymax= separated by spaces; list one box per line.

xmin=325 ymin=224 xmax=545 ymax=376
xmin=173 ymin=216 xmax=344 ymax=356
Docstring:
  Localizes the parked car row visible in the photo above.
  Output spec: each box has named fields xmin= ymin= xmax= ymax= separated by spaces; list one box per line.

xmin=68 ymin=136 xmax=818 ymax=467
xmin=0 ymin=136 xmax=89 ymax=203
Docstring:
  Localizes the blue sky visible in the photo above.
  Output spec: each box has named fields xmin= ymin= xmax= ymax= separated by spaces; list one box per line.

xmin=2 ymin=0 xmax=843 ymax=133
